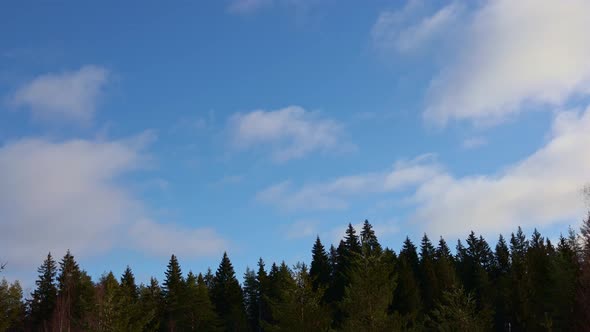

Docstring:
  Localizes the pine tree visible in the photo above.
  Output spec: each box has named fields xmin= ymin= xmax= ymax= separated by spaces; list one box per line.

xmin=309 ymin=236 xmax=331 ymax=294
xmin=30 ymin=252 xmax=58 ymax=331
xmin=211 ymin=252 xmax=248 ymax=331
xmin=162 ymin=254 xmax=186 ymax=331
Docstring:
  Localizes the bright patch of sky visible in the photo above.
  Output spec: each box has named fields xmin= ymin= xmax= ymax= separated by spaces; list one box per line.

xmin=2 ymin=0 xmax=590 ymax=289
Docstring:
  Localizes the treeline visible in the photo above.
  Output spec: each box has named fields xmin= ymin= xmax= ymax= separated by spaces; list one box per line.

xmin=2 ymin=216 xmax=590 ymax=331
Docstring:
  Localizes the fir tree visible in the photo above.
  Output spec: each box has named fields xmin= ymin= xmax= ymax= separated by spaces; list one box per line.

xmin=419 ymin=234 xmax=438 ymax=311
xmin=360 ymin=220 xmax=382 ymax=256
xmin=309 ymin=236 xmax=331 ymax=294
xmin=185 ymin=272 xmax=221 ymax=331
xmin=243 ymin=267 xmax=260 ymax=331
xmin=162 ymin=254 xmax=186 ymax=331
xmin=30 ymin=252 xmax=58 ymax=331
xmin=211 ymin=252 xmax=248 ymax=331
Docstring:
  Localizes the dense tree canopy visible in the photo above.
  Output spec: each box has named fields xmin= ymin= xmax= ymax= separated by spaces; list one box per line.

xmin=2 ymin=218 xmax=590 ymax=331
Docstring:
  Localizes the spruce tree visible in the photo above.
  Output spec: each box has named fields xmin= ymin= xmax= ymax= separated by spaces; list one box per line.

xmin=576 ymin=212 xmax=590 ymax=331
xmin=435 ymin=237 xmax=457 ymax=298
xmin=342 ymin=228 xmax=395 ymax=332
xmin=419 ymin=234 xmax=438 ymax=311
xmin=55 ymin=250 xmax=89 ymax=331
xmin=139 ymin=277 xmax=163 ymax=331
xmin=185 ymin=272 xmax=221 ymax=331
xmin=392 ymin=237 xmax=422 ymax=325
xmin=243 ymin=267 xmax=260 ymax=331
xmin=211 ymin=252 xmax=248 ymax=331
xmin=30 ymin=252 xmax=58 ymax=331
xmin=510 ymin=227 xmax=531 ymax=330
xmin=492 ymin=234 xmax=512 ymax=331
xmin=162 ymin=254 xmax=186 ymax=331
xmin=309 ymin=236 xmax=331 ymax=293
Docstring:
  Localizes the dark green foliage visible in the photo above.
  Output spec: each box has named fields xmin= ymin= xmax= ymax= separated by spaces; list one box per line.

xmin=4 ymin=221 xmax=590 ymax=331
xmin=162 ymin=254 xmax=186 ymax=331
xmin=426 ymin=287 xmax=490 ymax=332
xmin=185 ymin=272 xmax=222 ymax=331
xmin=0 ymin=278 xmax=24 ymax=331
xmin=30 ymin=252 xmax=58 ymax=331
xmin=309 ymin=236 xmax=331 ymax=293
xmin=211 ymin=252 xmax=248 ymax=331
xmin=342 ymin=223 xmax=395 ymax=331
xmin=392 ymin=237 xmax=422 ymax=324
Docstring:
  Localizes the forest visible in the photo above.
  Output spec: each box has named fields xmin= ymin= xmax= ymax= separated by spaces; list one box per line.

xmin=2 ymin=215 xmax=590 ymax=332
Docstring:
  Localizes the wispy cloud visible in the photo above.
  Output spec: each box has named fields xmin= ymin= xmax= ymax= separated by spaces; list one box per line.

xmin=372 ymin=1 xmax=462 ymax=54
xmin=229 ymin=106 xmax=349 ymax=162
xmin=9 ymin=65 xmax=109 ymax=124
xmin=256 ymin=154 xmax=442 ymax=211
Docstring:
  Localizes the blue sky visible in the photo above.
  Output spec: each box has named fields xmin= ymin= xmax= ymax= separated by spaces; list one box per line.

xmin=2 ymin=0 xmax=590 ymax=289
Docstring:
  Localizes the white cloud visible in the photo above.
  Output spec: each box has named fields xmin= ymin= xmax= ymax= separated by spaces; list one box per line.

xmin=0 ymin=134 xmax=227 ymax=269
xmin=424 ymin=0 xmax=590 ymax=126
xmin=260 ymin=107 xmax=590 ymax=237
xmin=229 ymin=106 xmax=347 ymax=162
xmin=413 ymin=107 xmax=590 ymax=236
xmin=10 ymin=65 xmax=109 ymax=123
xmin=372 ymin=1 xmax=462 ymax=53
xmin=462 ymin=136 xmax=487 ymax=149
xmin=256 ymin=154 xmax=442 ymax=210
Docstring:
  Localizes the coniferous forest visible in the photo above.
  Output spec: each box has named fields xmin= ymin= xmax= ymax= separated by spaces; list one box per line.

xmin=2 ymin=215 xmax=590 ymax=332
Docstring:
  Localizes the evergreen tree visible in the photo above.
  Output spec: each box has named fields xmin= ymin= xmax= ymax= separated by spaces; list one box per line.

xmin=426 ymin=287 xmax=490 ymax=332
xmin=391 ymin=237 xmax=422 ymax=325
xmin=184 ymin=272 xmax=221 ymax=331
xmin=419 ymin=234 xmax=438 ymax=311
xmin=309 ymin=236 xmax=331 ymax=294
xmin=139 ymin=277 xmax=162 ymax=332
xmin=341 ymin=229 xmax=395 ymax=332
xmin=0 ymin=278 xmax=24 ymax=331
xmin=576 ymin=212 xmax=590 ymax=331
xmin=547 ymin=235 xmax=577 ymax=331
xmin=526 ymin=229 xmax=554 ymax=330
xmin=256 ymin=258 xmax=271 ymax=330
xmin=211 ymin=252 xmax=248 ymax=331
xmin=96 ymin=271 xmax=119 ymax=331
xmin=435 ymin=237 xmax=457 ymax=298
xmin=360 ymin=220 xmax=382 ymax=256
xmin=30 ymin=252 xmax=58 ymax=331
xmin=264 ymin=263 xmax=331 ymax=332
xmin=55 ymin=250 xmax=90 ymax=331
xmin=510 ymin=227 xmax=531 ymax=331
xmin=162 ymin=254 xmax=186 ymax=331
xmin=243 ymin=267 xmax=260 ymax=331
xmin=492 ymin=234 xmax=512 ymax=331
